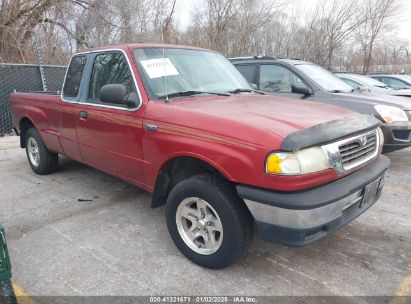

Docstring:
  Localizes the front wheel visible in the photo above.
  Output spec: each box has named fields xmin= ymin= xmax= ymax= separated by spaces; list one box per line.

xmin=165 ymin=174 xmax=253 ymax=269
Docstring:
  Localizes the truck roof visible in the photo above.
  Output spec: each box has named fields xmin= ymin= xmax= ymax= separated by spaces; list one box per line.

xmin=74 ymin=43 xmax=216 ymax=56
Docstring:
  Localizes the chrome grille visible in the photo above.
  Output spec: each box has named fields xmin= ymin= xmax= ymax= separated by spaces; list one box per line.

xmin=322 ymin=129 xmax=380 ymax=174
xmin=339 ymin=132 xmax=377 ymax=170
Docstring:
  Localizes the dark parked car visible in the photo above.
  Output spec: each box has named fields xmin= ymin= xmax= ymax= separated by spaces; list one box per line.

xmin=230 ymin=56 xmax=411 ymax=152
xmin=370 ymin=74 xmax=411 ymax=90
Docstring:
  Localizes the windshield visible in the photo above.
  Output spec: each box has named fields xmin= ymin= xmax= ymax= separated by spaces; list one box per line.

xmin=350 ymin=74 xmax=391 ymax=89
xmin=297 ymin=64 xmax=353 ymax=93
xmin=134 ymin=48 xmax=251 ymax=99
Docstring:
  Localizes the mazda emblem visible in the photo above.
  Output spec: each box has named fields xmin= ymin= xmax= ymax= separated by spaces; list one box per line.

xmin=359 ymin=135 xmax=368 ymax=146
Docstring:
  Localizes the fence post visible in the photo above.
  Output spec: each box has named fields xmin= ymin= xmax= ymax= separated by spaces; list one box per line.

xmin=33 ymin=36 xmax=48 ymax=92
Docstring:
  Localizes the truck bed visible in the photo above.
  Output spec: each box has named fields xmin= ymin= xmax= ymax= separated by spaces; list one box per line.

xmin=9 ymin=92 xmax=66 ymax=155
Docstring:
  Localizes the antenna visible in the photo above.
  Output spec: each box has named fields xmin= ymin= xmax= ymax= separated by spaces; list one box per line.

xmin=161 ymin=30 xmax=169 ymax=102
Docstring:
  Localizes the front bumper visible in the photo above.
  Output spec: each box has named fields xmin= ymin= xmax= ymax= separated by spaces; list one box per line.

xmin=236 ymin=155 xmax=390 ymax=246
xmin=381 ymin=121 xmax=411 ymax=152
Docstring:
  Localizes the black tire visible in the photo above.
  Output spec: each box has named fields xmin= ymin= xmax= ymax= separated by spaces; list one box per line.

xmin=0 ymin=280 xmax=17 ymax=304
xmin=166 ymin=174 xmax=253 ymax=269
xmin=25 ymin=128 xmax=58 ymax=175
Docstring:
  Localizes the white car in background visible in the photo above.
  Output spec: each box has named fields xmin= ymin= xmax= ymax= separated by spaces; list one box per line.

xmin=337 ymin=73 xmax=411 ymax=99
xmin=370 ymin=74 xmax=411 ymax=90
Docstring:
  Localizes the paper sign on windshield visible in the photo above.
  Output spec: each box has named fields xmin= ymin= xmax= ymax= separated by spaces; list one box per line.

xmin=140 ymin=58 xmax=179 ymax=79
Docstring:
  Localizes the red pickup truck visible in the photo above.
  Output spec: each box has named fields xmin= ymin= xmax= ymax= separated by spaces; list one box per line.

xmin=9 ymin=44 xmax=390 ymax=269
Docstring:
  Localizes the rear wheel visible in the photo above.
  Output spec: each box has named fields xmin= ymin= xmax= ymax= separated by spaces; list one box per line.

xmin=166 ymin=174 xmax=253 ymax=269
xmin=25 ymin=128 xmax=58 ymax=175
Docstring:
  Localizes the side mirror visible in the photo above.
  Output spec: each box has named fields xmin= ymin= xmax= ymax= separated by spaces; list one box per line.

xmin=126 ymin=92 xmax=139 ymax=108
xmin=100 ymin=84 xmax=127 ymax=104
xmin=249 ymin=83 xmax=258 ymax=90
xmin=291 ymin=85 xmax=313 ymax=96
xmin=357 ymin=85 xmax=371 ymax=93
xmin=100 ymin=84 xmax=139 ymax=108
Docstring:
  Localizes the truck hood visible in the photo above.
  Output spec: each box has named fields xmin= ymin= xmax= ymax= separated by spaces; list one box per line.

xmin=171 ymin=94 xmax=355 ymax=139
xmin=333 ymin=91 xmax=411 ymax=110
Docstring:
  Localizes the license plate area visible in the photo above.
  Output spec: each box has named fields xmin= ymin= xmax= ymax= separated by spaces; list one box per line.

xmin=360 ymin=177 xmax=382 ymax=208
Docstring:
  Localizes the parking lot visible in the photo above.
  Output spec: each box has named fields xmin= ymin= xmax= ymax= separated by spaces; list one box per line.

xmin=1 ymin=135 xmax=410 ymax=298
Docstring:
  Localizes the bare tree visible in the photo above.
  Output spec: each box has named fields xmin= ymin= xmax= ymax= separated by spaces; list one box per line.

xmin=186 ymin=0 xmax=285 ymax=56
xmin=0 ymin=0 xmax=408 ymax=72
xmin=0 ymin=0 xmax=99 ymax=62
xmin=294 ymin=0 xmax=362 ymax=69
xmin=355 ymin=0 xmax=400 ymax=73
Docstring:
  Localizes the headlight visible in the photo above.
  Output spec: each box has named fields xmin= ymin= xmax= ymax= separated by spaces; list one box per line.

xmin=377 ymin=127 xmax=384 ymax=150
xmin=266 ymin=147 xmax=330 ymax=175
xmin=374 ymin=105 xmax=408 ymax=123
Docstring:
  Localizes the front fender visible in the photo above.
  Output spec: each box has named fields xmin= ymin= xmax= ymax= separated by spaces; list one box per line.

xmin=142 ymin=125 xmax=267 ymax=192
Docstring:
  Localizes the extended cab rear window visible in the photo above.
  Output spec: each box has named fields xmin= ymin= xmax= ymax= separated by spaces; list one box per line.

xmin=63 ymin=55 xmax=87 ymax=99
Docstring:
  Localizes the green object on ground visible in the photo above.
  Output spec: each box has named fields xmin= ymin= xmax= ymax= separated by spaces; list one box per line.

xmin=0 ymin=225 xmax=11 ymax=282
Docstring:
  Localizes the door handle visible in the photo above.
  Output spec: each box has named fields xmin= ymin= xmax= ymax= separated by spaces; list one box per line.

xmin=79 ymin=111 xmax=88 ymax=119
xmin=144 ymin=124 xmax=158 ymax=132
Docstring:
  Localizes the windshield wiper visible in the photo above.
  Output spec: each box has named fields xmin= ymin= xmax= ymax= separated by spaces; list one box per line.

xmin=157 ymin=90 xmax=230 ymax=99
xmin=227 ymin=88 xmax=265 ymax=95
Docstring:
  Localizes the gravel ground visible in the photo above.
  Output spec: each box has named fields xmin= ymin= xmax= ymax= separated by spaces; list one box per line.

xmin=0 ymin=135 xmax=410 ymax=298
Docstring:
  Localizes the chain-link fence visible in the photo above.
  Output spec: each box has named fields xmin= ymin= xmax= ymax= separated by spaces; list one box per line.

xmin=0 ymin=64 xmax=67 ymax=135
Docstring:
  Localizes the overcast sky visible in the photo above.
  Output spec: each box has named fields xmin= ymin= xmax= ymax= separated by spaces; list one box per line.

xmin=174 ymin=0 xmax=411 ymax=45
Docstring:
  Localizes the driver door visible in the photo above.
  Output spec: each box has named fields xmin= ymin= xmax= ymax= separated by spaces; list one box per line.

xmin=76 ymin=51 xmax=145 ymax=184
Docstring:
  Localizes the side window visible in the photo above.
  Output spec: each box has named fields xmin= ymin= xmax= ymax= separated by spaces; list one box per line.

xmin=384 ymin=78 xmax=408 ymax=89
xmin=259 ymin=65 xmax=307 ymax=93
xmin=63 ymin=56 xmax=87 ymax=99
xmin=235 ymin=65 xmax=256 ymax=84
xmin=342 ymin=78 xmax=361 ymax=89
xmin=88 ymin=52 xmax=134 ymax=105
